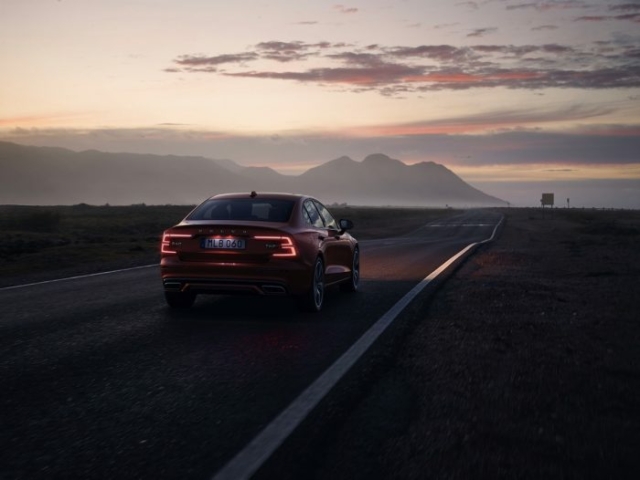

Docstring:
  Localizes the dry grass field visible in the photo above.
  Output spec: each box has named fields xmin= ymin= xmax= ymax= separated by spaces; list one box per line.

xmin=0 ymin=204 xmax=192 ymax=286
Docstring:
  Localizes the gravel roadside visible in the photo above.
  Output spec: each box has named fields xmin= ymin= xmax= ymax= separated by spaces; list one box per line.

xmin=315 ymin=208 xmax=640 ymax=479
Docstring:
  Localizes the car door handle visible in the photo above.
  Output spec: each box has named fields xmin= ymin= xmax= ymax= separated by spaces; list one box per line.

xmin=318 ymin=235 xmax=326 ymax=240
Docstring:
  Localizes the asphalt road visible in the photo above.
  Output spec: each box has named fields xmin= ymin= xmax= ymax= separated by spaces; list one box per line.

xmin=1 ymin=210 xmax=502 ymax=480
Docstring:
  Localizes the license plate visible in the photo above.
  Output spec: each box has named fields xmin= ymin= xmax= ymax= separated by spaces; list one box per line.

xmin=201 ymin=237 xmax=246 ymax=250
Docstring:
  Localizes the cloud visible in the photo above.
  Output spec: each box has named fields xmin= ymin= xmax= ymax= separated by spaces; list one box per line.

xmin=166 ymin=38 xmax=640 ymax=94
xmin=387 ymin=44 xmax=471 ymax=62
xmin=173 ymin=53 xmax=259 ymax=72
xmin=225 ymin=62 xmax=425 ymax=86
xmin=506 ymin=1 xmax=588 ymax=12
xmin=506 ymin=2 xmax=538 ymax=10
xmin=433 ymin=22 xmax=459 ymax=30
xmin=532 ymin=24 xmax=559 ymax=31
xmin=255 ymin=41 xmax=316 ymax=62
xmin=0 ymin=113 xmax=86 ymax=128
xmin=344 ymin=104 xmax=617 ymax=136
xmin=575 ymin=13 xmax=640 ymax=22
xmin=334 ymin=5 xmax=358 ymax=14
xmin=467 ymin=27 xmax=498 ymax=38
xmin=609 ymin=4 xmax=640 ymax=12
xmin=577 ymin=124 xmax=640 ymax=137
xmin=456 ymin=2 xmax=479 ymax=10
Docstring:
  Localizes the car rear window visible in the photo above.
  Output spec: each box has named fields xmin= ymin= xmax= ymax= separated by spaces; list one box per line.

xmin=187 ymin=198 xmax=294 ymax=222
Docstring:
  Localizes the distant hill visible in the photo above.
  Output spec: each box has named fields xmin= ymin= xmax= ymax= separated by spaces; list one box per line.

xmin=0 ymin=141 xmax=506 ymax=206
xmin=296 ymin=153 xmax=504 ymax=206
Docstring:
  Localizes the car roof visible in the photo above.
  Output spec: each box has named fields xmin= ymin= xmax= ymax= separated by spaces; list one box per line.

xmin=209 ymin=192 xmax=308 ymax=201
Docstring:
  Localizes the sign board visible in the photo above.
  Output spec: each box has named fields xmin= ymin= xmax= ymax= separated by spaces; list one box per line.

xmin=541 ymin=193 xmax=554 ymax=207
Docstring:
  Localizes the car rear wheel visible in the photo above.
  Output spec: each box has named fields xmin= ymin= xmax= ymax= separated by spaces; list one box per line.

xmin=340 ymin=246 xmax=360 ymax=293
xmin=165 ymin=291 xmax=196 ymax=309
xmin=300 ymin=257 xmax=325 ymax=312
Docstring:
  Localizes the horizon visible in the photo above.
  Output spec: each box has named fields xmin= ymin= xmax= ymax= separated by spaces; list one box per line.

xmin=1 ymin=0 xmax=639 ymax=209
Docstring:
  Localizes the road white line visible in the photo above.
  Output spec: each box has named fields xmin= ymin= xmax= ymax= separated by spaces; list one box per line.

xmin=211 ymin=215 xmax=504 ymax=480
xmin=427 ymin=223 xmax=495 ymax=227
xmin=0 ymin=264 xmax=157 ymax=291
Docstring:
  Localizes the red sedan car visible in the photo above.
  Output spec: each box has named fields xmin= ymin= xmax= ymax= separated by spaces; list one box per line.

xmin=161 ymin=192 xmax=359 ymax=311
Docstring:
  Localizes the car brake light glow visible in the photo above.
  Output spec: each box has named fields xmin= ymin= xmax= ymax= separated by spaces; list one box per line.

xmin=161 ymin=232 xmax=192 ymax=254
xmin=254 ymin=236 xmax=297 ymax=257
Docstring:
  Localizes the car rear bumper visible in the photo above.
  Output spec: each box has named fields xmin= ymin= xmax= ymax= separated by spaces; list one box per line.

xmin=160 ymin=257 xmax=311 ymax=296
xmin=162 ymin=277 xmax=290 ymax=296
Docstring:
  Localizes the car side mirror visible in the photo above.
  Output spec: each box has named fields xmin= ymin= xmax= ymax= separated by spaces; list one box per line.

xmin=339 ymin=219 xmax=354 ymax=233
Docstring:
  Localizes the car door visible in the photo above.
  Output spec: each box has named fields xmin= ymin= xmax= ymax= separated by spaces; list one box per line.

xmin=302 ymin=200 xmax=339 ymax=284
xmin=311 ymin=200 xmax=352 ymax=283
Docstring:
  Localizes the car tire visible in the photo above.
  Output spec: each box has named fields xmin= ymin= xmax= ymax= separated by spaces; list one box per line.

xmin=300 ymin=256 xmax=325 ymax=312
xmin=340 ymin=246 xmax=360 ymax=293
xmin=165 ymin=291 xmax=196 ymax=309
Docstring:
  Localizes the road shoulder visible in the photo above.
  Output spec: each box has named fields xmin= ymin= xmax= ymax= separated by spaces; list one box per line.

xmin=315 ymin=208 xmax=640 ymax=479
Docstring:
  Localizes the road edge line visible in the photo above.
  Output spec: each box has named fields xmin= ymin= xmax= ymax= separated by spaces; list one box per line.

xmin=212 ymin=214 xmax=504 ymax=480
xmin=0 ymin=264 xmax=157 ymax=291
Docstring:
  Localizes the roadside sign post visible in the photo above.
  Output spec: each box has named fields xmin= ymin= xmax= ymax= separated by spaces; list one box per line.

xmin=541 ymin=193 xmax=554 ymax=218
xmin=541 ymin=193 xmax=554 ymax=209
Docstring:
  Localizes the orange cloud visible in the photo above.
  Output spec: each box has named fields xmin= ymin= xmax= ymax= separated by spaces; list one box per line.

xmin=0 ymin=112 xmax=94 ymax=129
xmin=0 ymin=115 xmax=62 ymax=127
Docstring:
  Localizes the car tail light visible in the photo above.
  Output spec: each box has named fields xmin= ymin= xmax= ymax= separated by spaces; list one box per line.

xmin=254 ymin=236 xmax=297 ymax=257
xmin=161 ymin=232 xmax=192 ymax=254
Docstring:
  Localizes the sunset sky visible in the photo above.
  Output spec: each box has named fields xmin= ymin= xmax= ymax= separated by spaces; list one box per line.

xmin=1 ymin=0 xmax=639 ymax=207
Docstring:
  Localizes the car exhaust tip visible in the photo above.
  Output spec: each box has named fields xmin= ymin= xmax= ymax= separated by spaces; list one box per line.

xmin=262 ymin=284 xmax=286 ymax=295
xmin=163 ymin=280 xmax=183 ymax=290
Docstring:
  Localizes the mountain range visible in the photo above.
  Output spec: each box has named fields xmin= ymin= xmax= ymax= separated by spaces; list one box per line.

xmin=0 ymin=141 xmax=506 ymax=207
